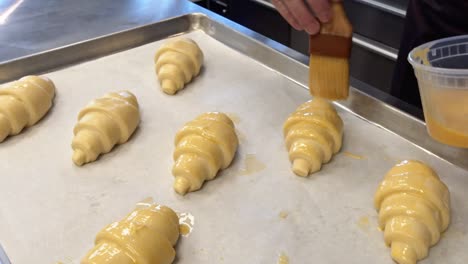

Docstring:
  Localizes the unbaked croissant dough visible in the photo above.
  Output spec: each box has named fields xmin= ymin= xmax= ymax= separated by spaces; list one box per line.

xmin=81 ymin=203 xmax=180 ymax=264
xmin=283 ymin=98 xmax=343 ymax=176
xmin=374 ymin=160 xmax=450 ymax=264
xmin=173 ymin=112 xmax=238 ymax=195
xmin=154 ymin=38 xmax=204 ymax=95
xmin=0 ymin=75 xmax=55 ymax=142
xmin=72 ymin=90 xmax=140 ymax=166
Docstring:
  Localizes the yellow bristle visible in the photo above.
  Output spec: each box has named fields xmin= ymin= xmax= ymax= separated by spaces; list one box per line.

xmin=309 ymin=55 xmax=350 ymax=100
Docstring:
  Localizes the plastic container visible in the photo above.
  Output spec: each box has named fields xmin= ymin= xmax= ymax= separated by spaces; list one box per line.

xmin=409 ymin=35 xmax=468 ymax=148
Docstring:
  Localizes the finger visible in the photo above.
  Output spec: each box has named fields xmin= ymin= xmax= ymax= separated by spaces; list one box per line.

xmin=271 ymin=0 xmax=302 ymax=30
xmin=283 ymin=0 xmax=320 ymax=34
xmin=305 ymin=0 xmax=332 ymax=23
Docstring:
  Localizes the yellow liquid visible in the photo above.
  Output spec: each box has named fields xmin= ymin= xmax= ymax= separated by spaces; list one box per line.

xmin=278 ymin=253 xmax=289 ymax=264
xmin=426 ymin=116 xmax=468 ymax=148
xmin=357 ymin=216 xmax=370 ymax=231
xmin=423 ymin=88 xmax=468 ymax=148
xmin=278 ymin=211 xmax=289 ymax=219
xmin=343 ymin=151 xmax=366 ymax=160
xmin=178 ymin=212 xmax=195 ymax=237
xmin=226 ymin=112 xmax=241 ymax=124
xmin=179 ymin=224 xmax=190 ymax=236
xmin=237 ymin=154 xmax=266 ymax=176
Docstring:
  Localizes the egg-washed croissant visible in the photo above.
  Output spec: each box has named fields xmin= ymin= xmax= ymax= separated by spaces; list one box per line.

xmin=0 ymin=75 xmax=55 ymax=142
xmin=374 ymin=160 xmax=450 ymax=264
xmin=283 ymin=98 xmax=343 ymax=176
xmin=154 ymin=38 xmax=204 ymax=95
xmin=173 ymin=112 xmax=238 ymax=195
xmin=81 ymin=203 xmax=180 ymax=264
xmin=72 ymin=90 xmax=140 ymax=166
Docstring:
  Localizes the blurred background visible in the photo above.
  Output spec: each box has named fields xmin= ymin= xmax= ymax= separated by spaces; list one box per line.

xmin=191 ymin=0 xmax=410 ymax=108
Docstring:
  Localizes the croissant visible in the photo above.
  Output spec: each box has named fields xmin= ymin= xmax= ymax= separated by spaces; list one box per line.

xmin=81 ymin=203 xmax=180 ymax=264
xmin=173 ymin=112 xmax=238 ymax=195
xmin=72 ymin=90 xmax=140 ymax=166
xmin=374 ymin=160 xmax=451 ymax=264
xmin=0 ymin=75 xmax=55 ymax=142
xmin=154 ymin=38 xmax=204 ymax=95
xmin=283 ymin=98 xmax=343 ymax=176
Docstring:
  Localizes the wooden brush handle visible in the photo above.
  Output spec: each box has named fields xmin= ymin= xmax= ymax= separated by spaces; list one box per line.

xmin=321 ymin=2 xmax=353 ymax=37
xmin=309 ymin=2 xmax=353 ymax=57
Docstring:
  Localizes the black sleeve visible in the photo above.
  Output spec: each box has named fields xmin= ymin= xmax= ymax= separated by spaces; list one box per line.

xmin=390 ymin=0 xmax=468 ymax=109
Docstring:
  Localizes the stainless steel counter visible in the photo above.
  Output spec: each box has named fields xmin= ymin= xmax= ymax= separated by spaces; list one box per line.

xmin=0 ymin=0 xmax=203 ymax=62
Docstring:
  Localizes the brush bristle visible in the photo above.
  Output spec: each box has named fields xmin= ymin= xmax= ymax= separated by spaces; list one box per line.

xmin=309 ymin=55 xmax=350 ymax=100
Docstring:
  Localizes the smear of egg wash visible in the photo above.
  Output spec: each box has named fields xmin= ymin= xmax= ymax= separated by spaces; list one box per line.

xmin=279 ymin=210 xmax=289 ymax=220
xmin=178 ymin=212 xmax=195 ymax=237
xmin=238 ymin=154 xmax=266 ymax=176
xmin=226 ymin=112 xmax=241 ymax=124
xmin=343 ymin=151 xmax=366 ymax=160
xmin=56 ymin=256 xmax=73 ymax=264
xmin=357 ymin=216 xmax=370 ymax=232
xmin=278 ymin=253 xmax=289 ymax=264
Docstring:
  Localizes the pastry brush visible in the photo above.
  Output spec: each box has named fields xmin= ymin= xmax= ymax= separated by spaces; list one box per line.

xmin=309 ymin=1 xmax=353 ymax=100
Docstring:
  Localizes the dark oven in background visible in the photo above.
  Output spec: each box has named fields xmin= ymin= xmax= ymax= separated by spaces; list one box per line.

xmin=193 ymin=0 xmax=421 ymax=116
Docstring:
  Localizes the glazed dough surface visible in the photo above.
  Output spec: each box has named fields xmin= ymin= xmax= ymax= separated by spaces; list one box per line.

xmin=172 ymin=112 xmax=238 ymax=195
xmin=154 ymin=38 xmax=204 ymax=95
xmin=71 ymin=90 xmax=140 ymax=166
xmin=374 ymin=160 xmax=451 ymax=264
xmin=0 ymin=75 xmax=55 ymax=142
xmin=81 ymin=203 xmax=180 ymax=264
xmin=283 ymin=98 xmax=343 ymax=176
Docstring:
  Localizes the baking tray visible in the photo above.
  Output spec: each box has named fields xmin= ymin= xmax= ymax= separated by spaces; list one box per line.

xmin=0 ymin=13 xmax=467 ymax=264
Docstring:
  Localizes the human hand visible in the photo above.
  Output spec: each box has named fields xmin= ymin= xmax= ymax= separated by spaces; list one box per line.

xmin=271 ymin=0 xmax=334 ymax=35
